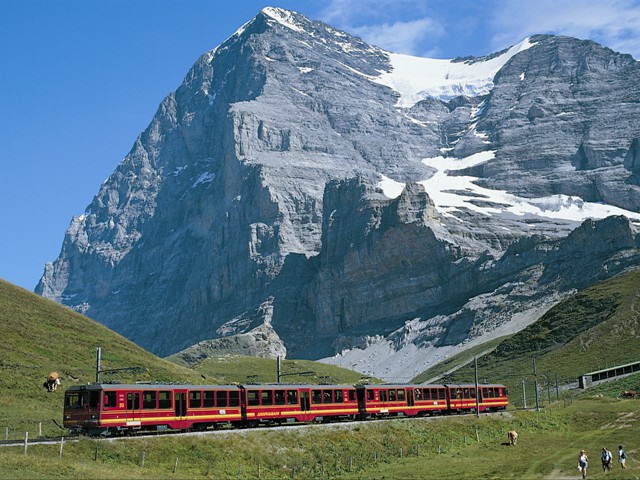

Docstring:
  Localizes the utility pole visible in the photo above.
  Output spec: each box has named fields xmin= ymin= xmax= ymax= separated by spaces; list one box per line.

xmin=275 ymin=356 xmax=314 ymax=384
xmin=96 ymin=346 xmax=102 ymax=383
xmin=474 ymin=357 xmax=479 ymax=417
xmin=547 ymin=370 xmax=552 ymax=405
xmin=94 ymin=347 xmax=145 ymax=382
xmin=533 ymin=358 xmax=540 ymax=411
xmin=277 ymin=356 xmax=281 ymax=384
xmin=522 ymin=379 xmax=527 ymax=410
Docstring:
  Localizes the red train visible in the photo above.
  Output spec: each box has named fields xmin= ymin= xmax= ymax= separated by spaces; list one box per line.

xmin=63 ymin=382 xmax=508 ymax=436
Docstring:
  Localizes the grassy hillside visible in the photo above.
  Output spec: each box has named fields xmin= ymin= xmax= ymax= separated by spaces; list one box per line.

xmin=0 ymin=280 xmax=369 ymax=438
xmin=1 ymin=394 xmax=638 ymax=479
xmin=0 ymin=279 xmax=211 ymax=437
xmin=411 ymin=335 xmax=507 ymax=384
xmin=438 ymin=269 xmax=640 ymax=405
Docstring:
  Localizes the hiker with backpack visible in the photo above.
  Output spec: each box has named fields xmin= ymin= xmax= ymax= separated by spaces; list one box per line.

xmin=619 ymin=446 xmax=627 ymax=469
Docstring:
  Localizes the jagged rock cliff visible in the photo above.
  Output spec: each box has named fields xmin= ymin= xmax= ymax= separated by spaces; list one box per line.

xmin=37 ymin=8 xmax=640 ymax=380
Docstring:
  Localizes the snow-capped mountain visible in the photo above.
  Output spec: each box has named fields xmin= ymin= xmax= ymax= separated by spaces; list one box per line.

xmin=37 ymin=8 xmax=640 ymax=380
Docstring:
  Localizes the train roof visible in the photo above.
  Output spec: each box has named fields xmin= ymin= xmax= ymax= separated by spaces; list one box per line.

xmin=64 ymin=383 xmax=360 ymax=392
xmin=360 ymin=383 xmax=506 ymax=388
xmin=64 ymin=382 xmax=506 ymax=393
xmin=64 ymin=383 xmax=243 ymax=392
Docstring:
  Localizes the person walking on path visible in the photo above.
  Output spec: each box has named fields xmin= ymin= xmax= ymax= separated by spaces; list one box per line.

xmin=619 ymin=446 xmax=627 ymax=469
xmin=601 ymin=447 xmax=612 ymax=472
xmin=578 ymin=449 xmax=589 ymax=479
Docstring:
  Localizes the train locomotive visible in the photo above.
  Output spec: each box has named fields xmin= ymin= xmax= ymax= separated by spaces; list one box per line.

xmin=63 ymin=382 xmax=508 ymax=436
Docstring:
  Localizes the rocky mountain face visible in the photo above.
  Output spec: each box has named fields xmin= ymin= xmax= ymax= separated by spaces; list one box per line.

xmin=37 ymin=8 xmax=640 ymax=380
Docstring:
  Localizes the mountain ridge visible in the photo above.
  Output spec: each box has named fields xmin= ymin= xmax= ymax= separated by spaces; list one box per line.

xmin=36 ymin=8 xmax=640 ymax=380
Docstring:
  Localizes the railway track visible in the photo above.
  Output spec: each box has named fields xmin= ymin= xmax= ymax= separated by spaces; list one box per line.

xmin=0 ymin=410 xmax=509 ymax=448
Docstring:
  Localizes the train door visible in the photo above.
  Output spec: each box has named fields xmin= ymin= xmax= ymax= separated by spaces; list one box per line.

xmin=407 ymin=388 xmax=415 ymax=407
xmin=356 ymin=386 xmax=367 ymax=418
xmin=126 ymin=391 xmax=141 ymax=426
xmin=447 ymin=386 xmax=463 ymax=413
xmin=478 ymin=387 xmax=485 ymax=412
xmin=300 ymin=390 xmax=310 ymax=412
xmin=296 ymin=389 xmax=310 ymax=422
xmin=174 ymin=390 xmax=188 ymax=429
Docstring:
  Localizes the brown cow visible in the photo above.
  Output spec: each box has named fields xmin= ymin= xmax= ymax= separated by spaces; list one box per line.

xmin=43 ymin=372 xmax=61 ymax=392
xmin=620 ymin=390 xmax=637 ymax=398
xmin=508 ymin=430 xmax=518 ymax=446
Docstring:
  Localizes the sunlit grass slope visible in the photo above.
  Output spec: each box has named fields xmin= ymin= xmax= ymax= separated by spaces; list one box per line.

xmin=438 ymin=269 xmax=640 ymax=404
xmin=0 ymin=279 xmax=369 ymax=438
xmin=0 ymin=279 xmax=211 ymax=437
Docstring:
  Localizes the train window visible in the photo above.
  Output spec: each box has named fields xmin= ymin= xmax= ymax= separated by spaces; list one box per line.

xmin=482 ymin=388 xmax=488 ymax=398
xmin=65 ymin=392 xmax=82 ymax=409
xmin=348 ymin=390 xmax=356 ymax=402
xmin=262 ymin=390 xmax=273 ymax=406
xmin=323 ymin=390 xmax=332 ymax=403
xmin=229 ymin=390 xmax=240 ymax=407
xmin=335 ymin=389 xmax=343 ymax=403
xmin=103 ymin=392 xmax=116 ymax=408
xmin=415 ymin=389 xmax=422 ymax=401
xmin=463 ymin=388 xmax=470 ymax=399
xmin=488 ymin=388 xmax=495 ymax=398
xmin=456 ymin=388 xmax=462 ymax=399
xmin=398 ymin=389 xmax=405 ymax=402
xmin=439 ymin=389 xmax=446 ymax=400
xmin=274 ymin=390 xmax=286 ymax=405
xmin=89 ymin=390 xmax=100 ymax=408
xmin=312 ymin=390 xmax=322 ymax=404
xmin=158 ymin=391 xmax=172 ymax=409
xmin=470 ymin=388 xmax=476 ymax=399
xmin=248 ymin=390 xmax=259 ymax=406
xmin=203 ymin=391 xmax=215 ymax=408
xmin=367 ymin=390 xmax=374 ymax=401
xmin=189 ymin=391 xmax=201 ymax=409
xmin=380 ymin=390 xmax=387 ymax=402
xmin=389 ymin=389 xmax=396 ymax=402
xmin=216 ymin=390 xmax=228 ymax=407
xmin=287 ymin=390 xmax=298 ymax=405
xmin=142 ymin=391 xmax=156 ymax=409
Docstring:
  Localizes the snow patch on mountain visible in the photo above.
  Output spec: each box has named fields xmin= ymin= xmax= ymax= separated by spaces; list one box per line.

xmin=262 ymin=7 xmax=304 ymax=33
xmin=374 ymin=38 xmax=536 ymax=106
xmin=376 ymin=150 xmax=640 ymax=224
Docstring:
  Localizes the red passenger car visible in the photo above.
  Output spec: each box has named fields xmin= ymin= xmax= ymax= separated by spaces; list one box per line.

xmin=411 ymin=384 xmax=450 ymax=415
xmin=357 ymin=383 xmax=508 ymax=418
xmin=64 ymin=383 xmax=242 ymax=435
xmin=476 ymin=384 xmax=509 ymax=411
xmin=445 ymin=383 xmax=509 ymax=413
xmin=242 ymin=384 xmax=359 ymax=425
xmin=63 ymin=381 xmax=508 ymax=435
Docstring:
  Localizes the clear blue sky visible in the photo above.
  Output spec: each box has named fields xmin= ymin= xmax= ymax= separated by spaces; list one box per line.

xmin=2 ymin=0 xmax=639 ymax=291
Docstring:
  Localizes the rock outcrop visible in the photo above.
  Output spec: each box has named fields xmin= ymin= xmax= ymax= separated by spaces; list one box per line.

xmin=36 ymin=8 xmax=640 ymax=380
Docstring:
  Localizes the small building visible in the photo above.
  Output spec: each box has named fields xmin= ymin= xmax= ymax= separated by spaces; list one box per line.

xmin=578 ymin=361 xmax=640 ymax=389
